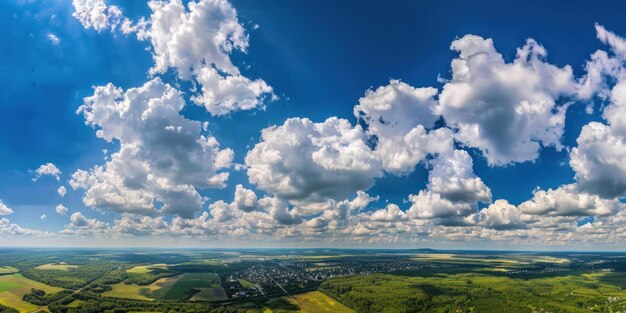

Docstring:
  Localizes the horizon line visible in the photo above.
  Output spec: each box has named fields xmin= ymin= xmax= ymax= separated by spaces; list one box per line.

xmin=0 ymin=246 xmax=625 ymax=253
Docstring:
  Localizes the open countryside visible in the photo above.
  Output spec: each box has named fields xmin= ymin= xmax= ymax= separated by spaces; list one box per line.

xmin=0 ymin=249 xmax=624 ymax=312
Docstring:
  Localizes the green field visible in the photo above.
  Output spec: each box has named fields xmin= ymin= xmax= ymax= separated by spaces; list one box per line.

xmin=0 ymin=274 xmax=64 ymax=312
xmin=164 ymin=273 xmax=225 ymax=301
xmin=102 ymin=271 xmax=228 ymax=302
xmin=289 ymin=291 xmax=355 ymax=313
xmin=238 ymin=278 xmax=255 ymax=288
xmin=34 ymin=263 xmax=80 ymax=271
xmin=66 ymin=299 xmax=83 ymax=308
xmin=0 ymin=267 xmax=18 ymax=275
xmin=124 ymin=263 xmax=174 ymax=286
xmin=103 ymin=275 xmax=182 ymax=301
xmin=189 ymin=286 xmax=228 ymax=302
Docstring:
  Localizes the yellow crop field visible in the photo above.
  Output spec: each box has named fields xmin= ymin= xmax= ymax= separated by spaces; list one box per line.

xmin=0 ymin=267 xmax=18 ymax=274
xmin=289 ymin=291 xmax=354 ymax=313
xmin=34 ymin=263 xmax=80 ymax=271
xmin=126 ymin=264 xmax=168 ymax=274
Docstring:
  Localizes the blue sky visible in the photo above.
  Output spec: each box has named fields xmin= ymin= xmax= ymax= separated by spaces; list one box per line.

xmin=2 ymin=0 xmax=626 ymax=248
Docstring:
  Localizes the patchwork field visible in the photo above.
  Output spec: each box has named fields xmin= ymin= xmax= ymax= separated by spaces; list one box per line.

xmin=165 ymin=273 xmax=226 ymax=301
xmin=288 ymin=291 xmax=354 ymax=313
xmin=103 ymin=275 xmax=182 ymax=301
xmin=101 ymin=270 xmax=228 ymax=302
xmin=0 ymin=274 xmax=63 ymax=312
xmin=34 ymin=263 xmax=79 ymax=271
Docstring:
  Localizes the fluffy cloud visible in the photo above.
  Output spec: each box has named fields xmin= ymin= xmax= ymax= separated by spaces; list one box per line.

xmin=604 ymin=81 xmax=626 ymax=137
xmin=355 ymin=80 xmax=439 ymax=135
xmin=408 ymin=150 xmax=491 ymax=222
xmin=72 ymin=0 xmax=273 ymax=116
xmin=427 ymin=150 xmax=491 ymax=204
xmin=0 ymin=201 xmax=13 ymax=216
xmin=33 ymin=163 xmax=61 ymax=181
xmin=71 ymin=78 xmax=233 ymax=218
xmin=40 ymin=214 xmax=47 ymax=221
xmin=369 ymin=204 xmax=408 ymax=223
xmin=139 ymin=0 xmax=273 ymax=115
xmin=305 ymin=217 xmax=329 ymax=230
xmin=0 ymin=218 xmax=51 ymax=237
xmin=260 ymin=196 xmax=301 ymax=226
xmin=355 ymin=80 xmax=453 ymax=175
xmin=321 ymin=191 xmax=379 ymax=226
xmin=570 ymin=123 xmax=626 ymax=199
xmin=68 ymin=212 xmax=107 ymax=229
xmin=437 ymin=35 xmax=577 ymax=165
xmin=209 ymin=200 xmax=235 ymax=222
xmin=570 ymin=27 xmax=626 ymax=200
xmin=57 ymin=186 xmax=67 ymax=197
xmin=246 ymin=117 xmax=382 ymax=204
xmin=577 ymin=50 xmax=623 ymax=101
xmin=408 ymin=190 xmax=474 ymax=221
xmin=71 ymin=0 xmax=124 ymax=32
xmin=232 ymin=184 xmax=258 ymax=212
xmin=55 ymin=204 xmax=69 ymax=216
xmin=114 ymin=214 xmax=169 ymax=236
xmin=466 ymin=200 xmax=524 ymax=230
xmin=519 ymin=184 xmax=620 ymax=216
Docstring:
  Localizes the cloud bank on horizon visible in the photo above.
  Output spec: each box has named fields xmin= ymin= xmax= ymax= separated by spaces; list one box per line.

xmin=4 ymin=0 xmax=626 ymax=248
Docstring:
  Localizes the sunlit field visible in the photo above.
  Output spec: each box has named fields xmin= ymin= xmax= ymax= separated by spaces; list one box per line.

xmin=0 ymin=274 xmax=64 ymax=312
xmin=103 ymin=275 xmax=182 ymax=301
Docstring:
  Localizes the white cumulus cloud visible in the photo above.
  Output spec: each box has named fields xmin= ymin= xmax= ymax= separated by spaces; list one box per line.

xmin=467 ymin=200 xmax=524 ymax=230
xmin=570 ymin=122 xmax=626 ymax=199
xmin=71 ymin=0 xmax=124 ymax=32
xmin=245 ymin=117 xmax=382 ymax=205
xmin=519 ymin=184 xmax=621 ymax=216
xmin=355 ymin=80 xmax=453 ymax=175
xmin=140 ymin=0 xmax=273 ymax=115
xmin=0 ymin=201 xmax=14 ymax=216
xmin=55 ymin=204 xmax=69 ymax=216
xmin=57 ymin=186 xmax=67 ymax=197
xmin=71 ymin=78 xmax=233 ymax=218
xmin=33 ymin=163 xmax=61 ymax=181
xmin=408 ymin=150 xmax=491 ymax=222
xmin=437 ymin=35 xmax=577 ymax=165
